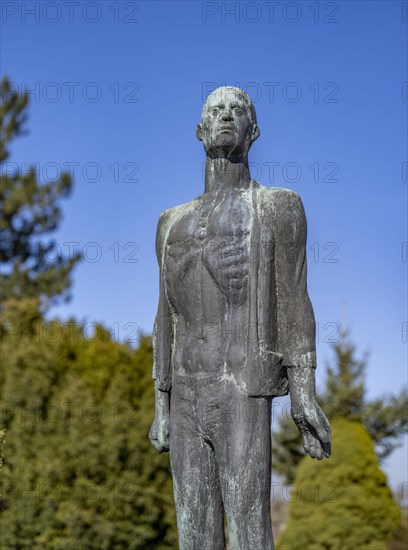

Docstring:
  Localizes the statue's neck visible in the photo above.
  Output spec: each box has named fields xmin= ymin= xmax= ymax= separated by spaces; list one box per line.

xmin=204 ymin=158 xmax=251 ymax=194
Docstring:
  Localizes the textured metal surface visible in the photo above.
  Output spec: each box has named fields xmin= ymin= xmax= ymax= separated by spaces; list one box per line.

xmin=149 ymin=87 xmax=331 ymax=550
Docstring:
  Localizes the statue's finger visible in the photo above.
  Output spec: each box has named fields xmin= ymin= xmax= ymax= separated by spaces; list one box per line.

xmin=315 ymin=446 xmax=323 ymax=460
xmin=302 ymin=431 xmax=314 ymax=455
xmin=316 ymin=422 xmax=331 ymax=444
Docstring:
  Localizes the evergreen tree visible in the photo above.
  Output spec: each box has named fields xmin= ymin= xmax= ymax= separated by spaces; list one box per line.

xmin=0 ymin=74 xmax=177 ymax=548
xmin=0 ymin=321 xmax=177 ymax=549
xmin=0 ymin=428 xmax=5 ymax=468
xmin=277 ymin=419 xmax=400 ymax=550
xmin=272 ymin=330 xmax=408 ymax=483
xmin=389 ymin=515 xmax=408 ymax=550
xmin=0 ymin=76 xmax=80 ymax=313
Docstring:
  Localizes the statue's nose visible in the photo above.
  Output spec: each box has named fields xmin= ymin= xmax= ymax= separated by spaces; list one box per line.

xmin=221 ymin=110 xmax=233 ymax=121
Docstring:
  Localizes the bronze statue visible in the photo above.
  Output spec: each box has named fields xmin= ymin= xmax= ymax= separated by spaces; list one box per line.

xmin=149 ymin=86 xmax=331 ymax=550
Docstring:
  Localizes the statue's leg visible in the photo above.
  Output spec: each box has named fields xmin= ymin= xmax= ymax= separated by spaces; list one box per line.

xmin=216 ymin=389 xmax=274 ymax=550
xmin=170 ymin=377 xmax=226 ymax=550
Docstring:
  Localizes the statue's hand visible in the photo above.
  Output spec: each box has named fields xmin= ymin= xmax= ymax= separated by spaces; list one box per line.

xmin=149 ymin=414 xmax=170 ymax=453
xmin=292 ymin=399 xmax=331 ymax=460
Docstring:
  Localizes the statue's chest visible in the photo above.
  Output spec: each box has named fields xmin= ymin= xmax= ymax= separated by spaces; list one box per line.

xmin=165 ymin=193 xmax=254 ymax=305
xmin=205 ymin=191 xmax=252 ymax=238
xmin=166 ymin=192 xmax=253 ymax=259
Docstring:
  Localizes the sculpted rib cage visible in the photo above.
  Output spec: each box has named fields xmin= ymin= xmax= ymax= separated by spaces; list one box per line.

xmin=163 ymin=189 xmax=254 ymax=374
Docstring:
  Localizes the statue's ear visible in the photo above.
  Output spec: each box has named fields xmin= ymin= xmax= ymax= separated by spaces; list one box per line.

xmin=252 ymin=125 xmax=260 ymax=143
xmin=196 ymin=123 xmax=203 ymax=141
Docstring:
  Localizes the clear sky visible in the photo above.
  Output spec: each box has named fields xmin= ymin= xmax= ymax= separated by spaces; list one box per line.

xmin=1 ymin=0 xmax=407 ymax=492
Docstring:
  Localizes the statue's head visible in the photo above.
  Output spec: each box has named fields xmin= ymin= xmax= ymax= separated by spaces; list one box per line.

xmin=196 ymin=86 xmax=260 ymax=162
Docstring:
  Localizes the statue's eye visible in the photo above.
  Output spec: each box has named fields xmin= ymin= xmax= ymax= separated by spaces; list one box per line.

xmin=234 ymin=107 xmax=243 ymax=115
xmin=212 ymin=108 xmax=219 ymax=116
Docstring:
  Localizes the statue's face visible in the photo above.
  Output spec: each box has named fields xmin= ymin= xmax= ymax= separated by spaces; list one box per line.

xmin=197 ymin=89 xmax=258 ymax=160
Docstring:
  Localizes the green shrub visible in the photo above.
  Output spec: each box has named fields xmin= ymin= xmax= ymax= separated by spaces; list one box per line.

xmin=277 ymin=419 xmax=400 ymax=550
xmin=1 ymin=322 xmax=176 ymax=549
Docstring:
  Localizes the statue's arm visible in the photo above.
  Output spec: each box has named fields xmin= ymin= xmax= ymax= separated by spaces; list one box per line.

xmin=149 ymin=211 xmax=174 ymax=453
xmin=274 ymin=190 xmax=331 ymax=459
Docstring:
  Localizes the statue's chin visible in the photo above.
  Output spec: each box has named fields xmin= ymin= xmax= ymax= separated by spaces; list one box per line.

xmin=206 ymin=149 xmax=248 ymax=163
xmin=203 ymin=133 xmax=252 ymax=162
xmin=216 ymin=131 xmax=235 ymax=142
xmin=204 ymin=139 xmax=244 ymax=161
xmin=209 ymin=134 xmax=236 ymax=151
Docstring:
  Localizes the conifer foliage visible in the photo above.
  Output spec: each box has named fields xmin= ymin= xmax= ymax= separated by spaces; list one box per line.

xmin=0 ymin=76 xmax=80 ymax=313
xmin=272 ymin=331 xmax=407 ymax=483
xmin=277 ymin=419 xmax=401 ymax=550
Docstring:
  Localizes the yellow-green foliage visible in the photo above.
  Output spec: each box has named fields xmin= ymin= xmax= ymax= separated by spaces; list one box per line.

xmin=277 ymin=418 xmax=400 ymax=550
xmin=0 ymin=320 xmax=177 ymax=549
xmin=0 ymin=428 xmax=5 ymax=467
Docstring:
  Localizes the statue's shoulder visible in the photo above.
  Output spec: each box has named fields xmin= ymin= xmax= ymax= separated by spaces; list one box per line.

xmin=158 ymin=198 xmax=198 ymax=227
xmin=155 ymin=203 xmax=187 ymax=259
xmin=257 ymin=184 xmax=301 ymax=205
xmin=256 ymin=184 xmax=304 ymax=219
xmin=158 ymin=204 xmax=181 ymax=228
xmin=156 ymin=198 xmax=199 ymax=242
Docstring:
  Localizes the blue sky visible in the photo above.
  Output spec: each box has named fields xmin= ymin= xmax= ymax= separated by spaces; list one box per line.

xmin=1 ymin=1 xmax=407 ymax=491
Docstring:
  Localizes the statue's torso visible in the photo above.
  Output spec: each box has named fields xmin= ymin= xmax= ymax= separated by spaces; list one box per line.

xmin=164 ymin=187 xmax=253 ymax=374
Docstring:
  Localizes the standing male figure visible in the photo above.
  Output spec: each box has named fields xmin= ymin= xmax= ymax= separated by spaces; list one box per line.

xmin=149 ymin=86 xmax=331 ymax=550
